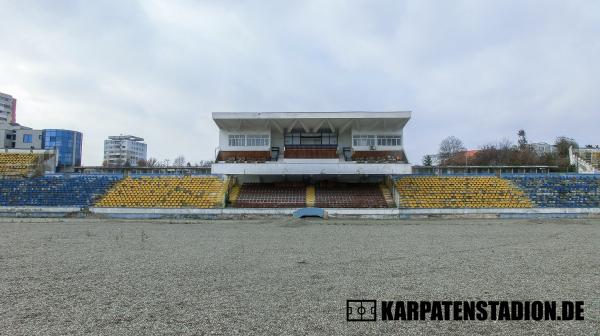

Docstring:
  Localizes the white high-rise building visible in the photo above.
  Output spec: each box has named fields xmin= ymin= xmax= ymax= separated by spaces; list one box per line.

xmin=103 ymin=135 xmax=147 ymax=166
xmin=0 ymin=92 xmax=17 ymax=124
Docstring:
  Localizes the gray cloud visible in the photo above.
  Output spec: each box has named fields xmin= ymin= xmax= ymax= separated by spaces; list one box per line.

xmin=0 ymin=0 xmax=598 ymax=165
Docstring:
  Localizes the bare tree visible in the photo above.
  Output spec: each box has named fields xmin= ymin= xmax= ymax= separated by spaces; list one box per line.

xmin=192 ymin=160 xmax=214 ymax=167
xmin=173 ymin=155 xmax=186 ymax=167
xmin=496 ymin=138 xmax=515 ymax=164
xmin=438 ymin=136 xmax=466 ymax=165
xmin=438 ymin=132 xmax=579 ymax=172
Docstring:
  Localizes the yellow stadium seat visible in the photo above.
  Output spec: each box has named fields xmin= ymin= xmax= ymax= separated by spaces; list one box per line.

xmin=394 ymin=176 xmax=533 ymax=209
xmin=0 ymin=153 xmax=41 ymax=177
xmin=95 ymin=176 xmax=226 ymax=208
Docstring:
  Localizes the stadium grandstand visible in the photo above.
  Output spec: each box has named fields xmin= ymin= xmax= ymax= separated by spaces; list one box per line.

xmin=0 ymin=111 xmax=597 ymax=215
xmin=212 ymin=111 xmax=411 ymax=210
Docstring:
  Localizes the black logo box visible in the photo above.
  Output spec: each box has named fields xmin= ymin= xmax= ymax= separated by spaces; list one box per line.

xmin=347 ymin=300 xmax=377 ymax=322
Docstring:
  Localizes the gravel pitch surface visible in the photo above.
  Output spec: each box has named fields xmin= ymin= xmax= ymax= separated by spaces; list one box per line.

xmin=0 ymin=218 xmax=599 ymax=335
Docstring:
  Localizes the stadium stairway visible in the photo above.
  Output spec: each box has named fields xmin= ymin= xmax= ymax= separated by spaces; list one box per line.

xmin=378 ymin=184 xmax=396 ymax=207
xmin=228 ymin=184 xmax=241 ymax=204
xmin=306 ymin=185 xmax=316 ymax=207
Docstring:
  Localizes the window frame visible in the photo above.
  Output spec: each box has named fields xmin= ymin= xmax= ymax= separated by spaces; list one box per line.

xmin=246 ymin=134 xmax=270 ymax=147
xmin=376 ymin=135 xmax=402 ymax=147
xmin=352 ymin=135 xmax=376 ymax=147
xmin=228 ymin=134 xmax=246 ymax=147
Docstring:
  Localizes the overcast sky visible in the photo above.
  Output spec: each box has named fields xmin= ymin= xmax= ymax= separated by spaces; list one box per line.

xmin=1 ymin=0 xmax=598 ymax=165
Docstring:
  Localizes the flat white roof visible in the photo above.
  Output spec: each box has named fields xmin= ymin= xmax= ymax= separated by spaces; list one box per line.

xmin=213 ymin=111 xmax=411 ymax=120
xmin=212 ymin=111 xmax=411 ymax=131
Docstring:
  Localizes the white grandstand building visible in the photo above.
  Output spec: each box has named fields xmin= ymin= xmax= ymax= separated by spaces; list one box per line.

xmin=211 ymin=111 xmax=412 ymax=177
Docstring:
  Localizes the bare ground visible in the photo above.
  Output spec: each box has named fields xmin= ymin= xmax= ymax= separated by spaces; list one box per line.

xmin=0 ymin=218 xmax=598 ymax=335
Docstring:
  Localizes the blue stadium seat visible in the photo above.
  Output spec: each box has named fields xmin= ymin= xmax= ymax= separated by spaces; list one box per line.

xmin=505 ymin=174 xmax=600 ymax=208
xmin=0 ymin=175 xmax=122 ymax=207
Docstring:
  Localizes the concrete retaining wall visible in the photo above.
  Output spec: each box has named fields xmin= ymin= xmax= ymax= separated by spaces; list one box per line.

xmin=89 ymin=207 xmax=296 ymax=219
xmin=0 ymin=206 xmax=598 ymax=219
xmin=396 ymin=208 xmax=600 ymax=219
xmin=82 ymin=206 xmax=600 ymax=220
xmin=0 ymin=206 xmax=82 ymax=218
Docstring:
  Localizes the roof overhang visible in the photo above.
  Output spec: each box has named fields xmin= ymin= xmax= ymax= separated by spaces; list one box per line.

xmin=212 ymin=111 xmax=411 ymax=132
xmin=211 ymin=161 xmax=412 ymax=175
